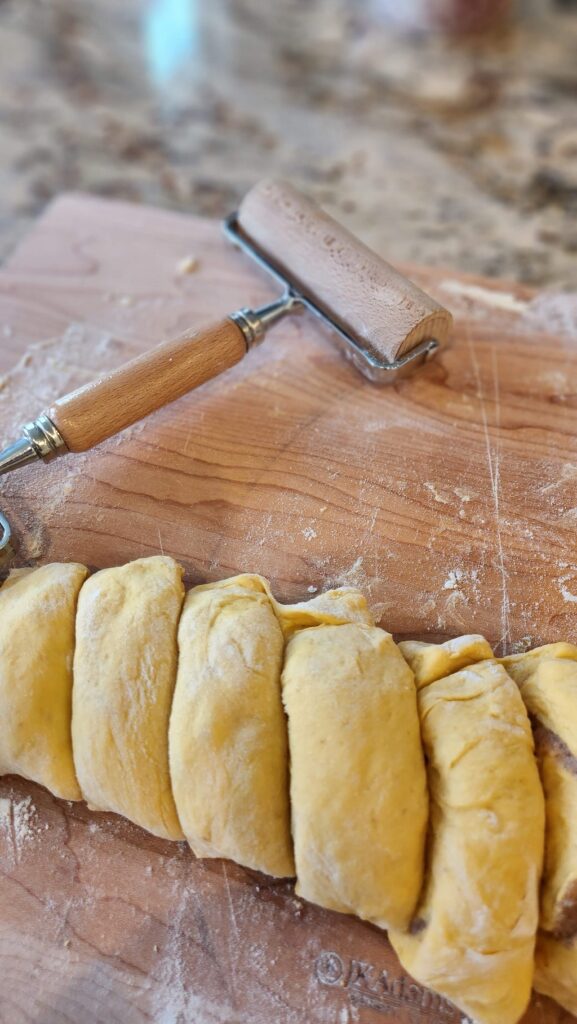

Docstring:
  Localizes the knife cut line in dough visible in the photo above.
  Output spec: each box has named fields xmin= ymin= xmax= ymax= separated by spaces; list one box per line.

xmin=169 ymin=573 xmax=381 ymax=881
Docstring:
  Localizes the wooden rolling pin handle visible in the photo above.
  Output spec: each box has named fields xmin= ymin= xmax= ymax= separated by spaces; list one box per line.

xmin=47 ymin=319 xmax=247 ymax=453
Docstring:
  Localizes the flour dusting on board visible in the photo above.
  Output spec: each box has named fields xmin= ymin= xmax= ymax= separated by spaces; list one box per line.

xmin=152 ymin=866 xmax=264 ymax=1024
xmin=559 ymin=580 xmax=577 ymax=605
xmin=322 ymin=556 xmax=388 ymax=622
xmin=0 ymin=322 xmax=149 ymax=560
xmin=329 ymin=556 xmax=365 ymax=589
xmin=525 ymin=291 xmax=577 ymax=339
xmin=0 ymin=792 xmax=39 ymax=863
xmin=151 ymin=872 xmax=231 ymax=1024
xmin=443 ymin=568 xmax=479 ymax=592
xmin=440 ymin=279 xmax=528 ymax=315
xmin=0 ymin=325 xmax=130 ymax=446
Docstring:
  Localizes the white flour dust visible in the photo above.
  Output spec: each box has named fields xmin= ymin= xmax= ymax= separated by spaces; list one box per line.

xmin=443 ymin=568 xmax=479 ymax=593
xmin=0 ymin=793 xmax=39 ymax=862
xmin=559 ymin=579 xmax=577 ymax=604
xmin=525 ymin=291 xmax=577 ymax=339
xmin=151 ymin=872 xmax=235 ymax=1024
xmin=440 ymin=279 xmax=528 ymax=315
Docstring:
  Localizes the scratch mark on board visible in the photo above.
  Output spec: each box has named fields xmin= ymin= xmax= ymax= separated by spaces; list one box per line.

xmin=220 ymin=861 xmax=240 ymax=944
xmin=183 ymin=426 xmax=194 ymax=456
xmin=466 ymin=329 xmax=511 ymax=653
xmin=220 ymin=860 xmax=241 ymax=1005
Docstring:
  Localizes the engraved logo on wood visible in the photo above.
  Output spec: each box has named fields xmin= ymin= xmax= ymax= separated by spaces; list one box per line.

xmin=314 ymin=950 xmax=465 ymax=1019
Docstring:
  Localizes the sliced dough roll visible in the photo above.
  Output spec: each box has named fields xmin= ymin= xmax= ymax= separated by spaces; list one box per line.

xmin=169 ymin=574 xmax=293 ymax=877
xmin=72 ymin=556 xmax=184 ymax=840
xmin=389 ymin=658 xmax=544 ymax=1024
xmin=534 ymin=933 xmax=577 ymax=1016
xmin=503 ymin=643 xmax=577 ymax=936
xmin=282 ymin=622 xmax=428 ymax=931
xmin=0 ymin=563 xmax=88 ymax=800
xmin=503 ymin=643 xmax=577 ymax=1014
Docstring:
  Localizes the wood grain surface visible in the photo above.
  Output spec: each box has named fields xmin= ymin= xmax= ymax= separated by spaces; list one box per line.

xmin=0 ymin=193 xmax=575 ymax=1024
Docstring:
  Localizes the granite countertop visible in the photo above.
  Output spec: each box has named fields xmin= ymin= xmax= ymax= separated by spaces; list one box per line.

xmin=0 ymin=0 xmax=576 ymax=287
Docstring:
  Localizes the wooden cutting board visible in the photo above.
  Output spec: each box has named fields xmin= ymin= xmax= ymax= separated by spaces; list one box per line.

xmin=0 ymin=194 xmax=575 ymax=1023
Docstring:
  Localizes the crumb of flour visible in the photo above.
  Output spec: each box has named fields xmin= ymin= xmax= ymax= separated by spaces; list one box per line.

xmin=176 ymin=254 xmax=199 ymax=275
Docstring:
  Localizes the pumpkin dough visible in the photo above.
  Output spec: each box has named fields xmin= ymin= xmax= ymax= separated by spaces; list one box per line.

xmin=274 ymin=586 xmax=374 ymax=636
xmin=72 ymin=555 xmax=184 ymax=840
xmin=169 ymin=575 xmax=372 ymax=878
xmin=169 ymin=574 xmax=293 ymax=877
xmin=400 ymin=634 xmax=493 ymax=687
xmin=503 ymin=643 xmax=577 ymax=935
xmin=390 ymin=658 xmax=544 ymax=1024
xmin=503 ymin=643 xmax=577 ymax=1015
xmin=0 ymin=563 xmax=87 ymax=800
xmin=282 ymin=622 xmax=428 ymax=931
xmin=533 ymin=933 xmax=577 ymax=1016
xmin=4 ymin=556 xmax=577 ymax=1021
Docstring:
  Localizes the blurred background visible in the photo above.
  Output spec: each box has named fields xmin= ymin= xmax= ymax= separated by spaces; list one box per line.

xmin=0 ymin=0 xmax=576 ymax=286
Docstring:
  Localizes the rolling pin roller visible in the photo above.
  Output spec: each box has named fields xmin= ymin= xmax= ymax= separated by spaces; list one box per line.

xmin=0 ymin=179 xmax=452 ymax=548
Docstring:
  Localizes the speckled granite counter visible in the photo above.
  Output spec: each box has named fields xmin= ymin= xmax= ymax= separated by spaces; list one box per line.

xmin=0 ymin=0 xmax=576 ymax=286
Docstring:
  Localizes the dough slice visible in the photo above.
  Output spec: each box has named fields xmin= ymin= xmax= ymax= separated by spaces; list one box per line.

xmin=534 ymin=933 xmax=577 ymax=1016
xmin=389 ymin=659 xmax=544 ymax=1024
xmin=274 ymin=587 xmax=374 ymax=636
xmin=503 ymin=643 xmax=577 ymax=935
xmin=400 ymin=634 xmax=493 ymax=687
xmin=72 ymin=556 xmax=184 ymax=840
xmin=0 ymin=563 xmax=88 ymax=800
xmin=282 ymin=622 xmax=428 ymax=931
xmin=169 ymin=574 xmax=293 ymax=877
xmin=503 ymin=643 xmax=577 ymax=1014
xmin=408 ymin=640 xmax=577 ymax=929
